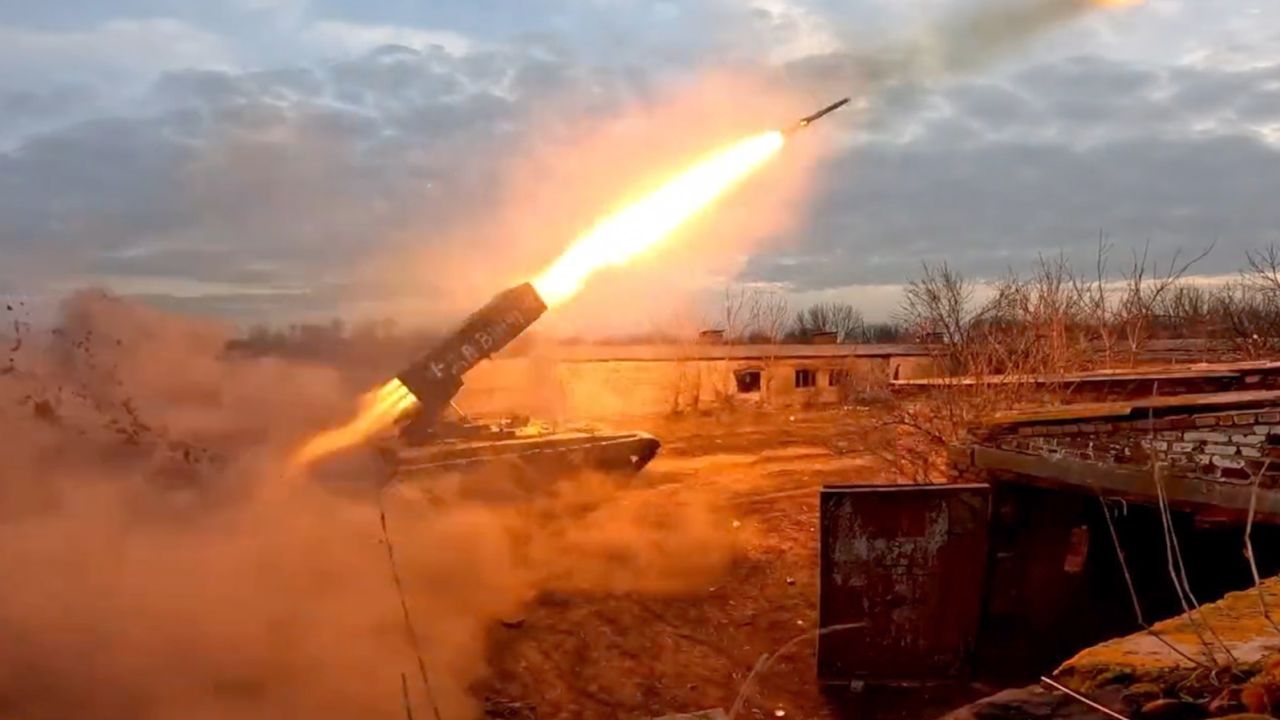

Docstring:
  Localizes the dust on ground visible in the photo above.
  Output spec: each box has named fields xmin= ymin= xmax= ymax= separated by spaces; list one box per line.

xmin=476 ymin=408 xmax=921 ymax=719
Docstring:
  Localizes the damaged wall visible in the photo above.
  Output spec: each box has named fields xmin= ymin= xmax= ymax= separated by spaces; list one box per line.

xmin=952 ymin=396 xmax=1280 ymax=491
xmin=458 ymin=353 xmax=921 ymax=418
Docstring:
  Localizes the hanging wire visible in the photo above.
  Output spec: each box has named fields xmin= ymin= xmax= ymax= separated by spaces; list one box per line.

xmin=1142 ymin=386 xmax=1233 ymax=666
xmin=1095 ymin=493 xmax=1209 ymax=669
xmin=1244 ymin=459 xmax=1280 ymax=635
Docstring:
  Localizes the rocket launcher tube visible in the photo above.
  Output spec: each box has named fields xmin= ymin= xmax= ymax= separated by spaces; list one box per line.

xmin=396 ymin=282 xmax=548 ymax=421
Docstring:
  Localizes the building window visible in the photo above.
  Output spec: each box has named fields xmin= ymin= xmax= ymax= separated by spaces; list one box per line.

xmin=828 ymin=369 xmax=847 ymax=387
xmin=735 ymin=369 xmax=762 ymax=393
xmin=795 ymin=368 xmax=816 ymax=388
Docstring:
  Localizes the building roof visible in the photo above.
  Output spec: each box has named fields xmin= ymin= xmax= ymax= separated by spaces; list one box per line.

xmin=538 ymin=343 xmax=934 ymax=362
xmin=893 ymin=360 xmax=1280 ymax=389
xmin=985 ymin=388 xmax=1280 ymax=427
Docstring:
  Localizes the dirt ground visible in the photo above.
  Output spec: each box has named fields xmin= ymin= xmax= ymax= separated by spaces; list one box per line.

xmin=474 ymin=408 xmax=978 ymax=720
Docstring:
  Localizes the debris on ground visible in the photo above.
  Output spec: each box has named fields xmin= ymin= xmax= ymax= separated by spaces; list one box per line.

xmin=652 ymin=710 xmax=728 ymax=720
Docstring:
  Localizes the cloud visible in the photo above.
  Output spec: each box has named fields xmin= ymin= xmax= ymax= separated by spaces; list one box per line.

xmin=2 ymin=0 xmax=1280 ymax=333
xmin=742 ymin=53 xmax=1280 ymax=296
xmin=0 ymin=19 xmax=233 ymax=90
xmin=302 ymin=20 xmax=474 ymax=57
xmin=4 ymin=42 xmax=790 ymax=327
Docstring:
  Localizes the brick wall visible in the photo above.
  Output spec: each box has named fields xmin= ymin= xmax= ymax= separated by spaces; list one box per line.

xmin=957 ymin=407 xmax=1280 ymax=489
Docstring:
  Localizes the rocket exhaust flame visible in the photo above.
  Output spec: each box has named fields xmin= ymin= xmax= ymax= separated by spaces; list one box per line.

xmin=531 ymin=130 xmax=786 ymax=307
xmin=287 ymin=378 xmax=417 ymax=471
xmin=289 ymin=126 xmax=796 ymax=470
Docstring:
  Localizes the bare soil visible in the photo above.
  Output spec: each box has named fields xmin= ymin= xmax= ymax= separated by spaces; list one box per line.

xmin=475 ymin=408 xmax=972 ymax=719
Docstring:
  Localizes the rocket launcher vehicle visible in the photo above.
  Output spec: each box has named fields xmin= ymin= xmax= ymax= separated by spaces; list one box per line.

xmin=394 ymin=282 xmax=547 ymax=440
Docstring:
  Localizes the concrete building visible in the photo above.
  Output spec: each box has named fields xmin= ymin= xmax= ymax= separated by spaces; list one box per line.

xmin=458 ymin=343 xmax=937 ymax=418
xmin=818 ymin=389 xmax=1280 ymax=690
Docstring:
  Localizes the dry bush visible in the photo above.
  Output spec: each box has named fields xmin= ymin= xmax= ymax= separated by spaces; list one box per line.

xmin=882 ymin=242 xmax=1213 ymax=482
xmin=1211 ymin=245 xmax=1280 ymax=359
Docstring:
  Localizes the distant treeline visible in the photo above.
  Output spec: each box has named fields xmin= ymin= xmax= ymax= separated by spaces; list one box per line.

xmin=223 ymin=300 xmax=914 ymax=362
xmin=225 ymin=241 xmax=1280 ymax=368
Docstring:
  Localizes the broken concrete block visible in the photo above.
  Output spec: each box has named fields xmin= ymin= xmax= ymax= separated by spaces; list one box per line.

xmin=1212 ymin=455 xmax=1247 ymax=469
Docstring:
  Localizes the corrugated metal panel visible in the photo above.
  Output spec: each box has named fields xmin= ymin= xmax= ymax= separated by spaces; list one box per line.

xmin=818 ymin=484 xmax=991 ymax=684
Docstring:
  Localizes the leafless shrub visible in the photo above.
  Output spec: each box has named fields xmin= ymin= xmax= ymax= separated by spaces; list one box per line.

xmin=881 ymin=243 xmax=1213 ymax=482
xmin=1210 ymin=280 xmax=1280 ymax=360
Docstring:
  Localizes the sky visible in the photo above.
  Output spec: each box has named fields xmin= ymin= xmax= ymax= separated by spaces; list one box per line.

xmin=2 ymin=0 xmax=1279 ymax=328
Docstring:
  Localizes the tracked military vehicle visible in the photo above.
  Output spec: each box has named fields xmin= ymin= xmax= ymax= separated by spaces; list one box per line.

xmin=377 ymin=282 xmax=660 ymax=482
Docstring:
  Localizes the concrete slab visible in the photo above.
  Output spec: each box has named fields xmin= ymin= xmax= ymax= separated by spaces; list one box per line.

xmin=1056 ymin=576 xmax=1280 ymax=682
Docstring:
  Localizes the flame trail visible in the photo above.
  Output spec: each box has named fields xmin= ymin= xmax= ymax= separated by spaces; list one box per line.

xmin=531 ymin=130 xmax=786 ymax=307
xmin=288 ymin=378 xmax=417 ymax=470
xmin=288 ymin=129 xmax=787 ymax=470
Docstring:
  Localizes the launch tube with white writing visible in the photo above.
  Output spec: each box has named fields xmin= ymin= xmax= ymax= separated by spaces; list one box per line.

xmin=395 ymin=282 xmax=547 ymax=431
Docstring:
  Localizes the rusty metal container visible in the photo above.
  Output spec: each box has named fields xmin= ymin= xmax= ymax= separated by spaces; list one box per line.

xmin=818 ymin=484 xmax=991 ymax=684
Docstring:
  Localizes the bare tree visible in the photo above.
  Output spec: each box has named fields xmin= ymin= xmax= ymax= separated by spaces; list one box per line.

xmin=1212 ymin=279 xmax=1280 ymax=359
xmin=712 ymin=285 xmax=794 ymax=343
xmin=863 ymin=322 xmax=908 ymax=343
xmin=980 ymin=254 xmax=1091 ymax=377
xmin=1115 ymin=241 xmax=1215 ymax=364
xmin=792 ymin=302 xmax=865 ymax=342
xmin=719 ymin=285 xmax=750 ymax=341
xmin=744 ymin=289 xmax=791 ymax=343
xmin=1214 ymin=244 xmax=1280 ymax=357
xmin=1155 ymin=284 xmax=1214 ymax=339
xmin=1245 ymin=244 xmax=1280 ymax=294
xmin=1073 ymin=235 xmax=1121 ymax=366
xmin=898 ymin=262 xmax=982 ymax=373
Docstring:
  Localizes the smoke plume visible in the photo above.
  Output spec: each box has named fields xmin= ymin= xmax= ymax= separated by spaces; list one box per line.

xmin=0 ymin=291 xmax=737 ymax=719
xmin=789 ymin=0 xmax=1126 ymax=109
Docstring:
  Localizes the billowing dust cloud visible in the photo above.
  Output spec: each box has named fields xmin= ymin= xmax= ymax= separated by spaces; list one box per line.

xmin=0 ymin=291 xmax=738 ymax=719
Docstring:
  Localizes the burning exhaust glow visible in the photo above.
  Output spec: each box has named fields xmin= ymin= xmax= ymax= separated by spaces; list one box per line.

xmin=531 ymin=130 xmax=786 ymax=307
xmin=287 ymin=378 xmax=418 ymax=470
xmin=289 ymin=129 xmax=787 ymax=471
